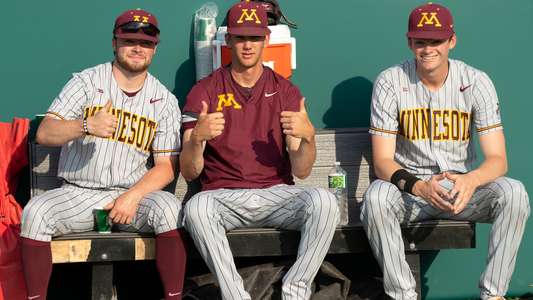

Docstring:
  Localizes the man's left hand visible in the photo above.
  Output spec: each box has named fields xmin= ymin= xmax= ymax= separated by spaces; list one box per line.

xmin=104 ymin=192 xmax=140 ymax=225
xmin=445 ymin=172 xmax=480 ymax=214
xmin=280 ymin=97 xmax=315 ymax=141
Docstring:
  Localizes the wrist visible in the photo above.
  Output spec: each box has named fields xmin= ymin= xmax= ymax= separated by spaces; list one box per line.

xmin=301 ymin=126 xmax=316 ymax=144
xmin=390 ymin=169 xmax=421 ymax=195
xmin=83 ymin=116 xmax=90 ymax=135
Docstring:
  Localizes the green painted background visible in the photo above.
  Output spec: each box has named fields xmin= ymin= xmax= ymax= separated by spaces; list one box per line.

xmin=3 ymin=0 xmax=532 ymax=298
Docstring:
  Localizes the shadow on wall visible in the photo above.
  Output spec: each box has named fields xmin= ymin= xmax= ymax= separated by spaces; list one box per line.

xmin=323 ymin=76 xmax=373 ymax=128
xmin=173 ymin=15 xmax=199 ymax=111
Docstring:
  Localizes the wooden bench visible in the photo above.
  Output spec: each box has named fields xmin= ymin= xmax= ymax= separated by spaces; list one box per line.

xmin=28 ymin=127 xmax=476 ymax=300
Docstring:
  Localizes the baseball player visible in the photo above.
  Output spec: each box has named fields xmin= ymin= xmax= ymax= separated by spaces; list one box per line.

xmin=20 ymin=9 xmax=187 ymax=300
xmin=180 ymin=1 xmax=339 ymax=299
xmin=360 ymin=3 xmax=530 ymax=300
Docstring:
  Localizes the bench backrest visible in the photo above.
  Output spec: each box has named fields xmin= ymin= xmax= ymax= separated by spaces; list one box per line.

xmin=29 ymin=128 xmax=375 ymax=222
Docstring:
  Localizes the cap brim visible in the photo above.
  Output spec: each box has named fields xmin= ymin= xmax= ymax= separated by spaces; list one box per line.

xmin=406 ymin=31 xmax=453 ymax=40
xmin=115 ymin=32 xmax=161 ymax=43
xmin=226 ymin=27 xmax=271 ymax=36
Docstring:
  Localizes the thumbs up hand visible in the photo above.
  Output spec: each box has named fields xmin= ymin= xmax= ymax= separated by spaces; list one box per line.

xmin=192 ymin=101 xmax=225 ymax=142
xmin=87 ymin=99 xmax=118 ymax=138
xmin=280 ymin=97 xmax=315 ymax=141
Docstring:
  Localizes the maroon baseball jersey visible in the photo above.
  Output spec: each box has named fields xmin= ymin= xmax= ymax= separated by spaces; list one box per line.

xmin=182 ymin=65 xmax=302 ymax=190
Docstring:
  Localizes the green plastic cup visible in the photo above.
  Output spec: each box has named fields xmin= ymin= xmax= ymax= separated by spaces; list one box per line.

xmin=94 ymin=207 xmax=112 ymax=233
xmin=36 ymin=114 xmax=46 ymax=125
xmin=197 ymin=18 xmax=211 ymax=41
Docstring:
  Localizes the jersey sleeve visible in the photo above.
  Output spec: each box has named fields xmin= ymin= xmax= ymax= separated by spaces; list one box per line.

xmin=151 ymin=91 xmax=182 ymax=157
xmin=46 ymin=73 xmax=93 ymax=121
xmin=182 ymin=82 xmax=211 ymax=131
xmin=369 ymin=72 xmax=399 ymax=137
xmin=281 ymin=79 xmax=302 ymax=112
xmin=472 ymin=72 xmax=503 ymax=135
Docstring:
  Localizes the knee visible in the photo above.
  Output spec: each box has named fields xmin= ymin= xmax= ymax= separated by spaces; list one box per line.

xmin=362 ymin=180 xmax=391 ymax=212
xmin=498 ymin=178 xmax=530 ymax=219
xmin=148 ymin=190 xmax=182 ymax=216
xmin=183 ymin=193 xmax=215 ymax=231
xmin=21 ymin=199 xmax=47 ymax=229
xmin=304 ymin=188 xmax=340 ymax=223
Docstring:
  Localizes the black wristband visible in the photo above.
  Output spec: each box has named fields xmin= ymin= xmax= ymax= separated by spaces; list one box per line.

xmin=390 ymin=169 xmax=421 ymax=195
xmin=83 ymin=117 xmax=90 ymax=135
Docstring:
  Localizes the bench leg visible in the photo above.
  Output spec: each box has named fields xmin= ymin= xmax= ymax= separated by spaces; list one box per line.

xmin=91 ymin=262 xmax=117 ymax=300
xmin=405 ymin=252 xmax=421 ymax=300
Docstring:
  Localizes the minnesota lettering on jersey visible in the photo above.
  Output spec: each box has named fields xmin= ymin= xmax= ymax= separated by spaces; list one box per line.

xmin=84 ymin=105 xmax=157 ymax=152
xmin=398 ymin=108 xmax=471 ymax=141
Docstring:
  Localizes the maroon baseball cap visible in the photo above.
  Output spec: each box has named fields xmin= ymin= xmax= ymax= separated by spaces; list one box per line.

xmin=226 ymin=0 xmax=271 ymax=36
xmin=407 ymin=3 xmax=454 ymax=39
xmin=113 ymin=9 xmax=161 ymax=43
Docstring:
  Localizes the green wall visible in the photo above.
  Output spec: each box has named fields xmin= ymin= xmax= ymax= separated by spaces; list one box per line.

xmin=3 ymin=0 xmax=532 ymax=299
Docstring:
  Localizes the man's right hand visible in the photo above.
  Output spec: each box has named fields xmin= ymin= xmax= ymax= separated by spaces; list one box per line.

xmin=192 ymin=101 xmax=225 ymax=142
xmin=412 ymin=173 xmax=454 ymax=213
xmin=87 ymin=99 xmax=118 ymax=138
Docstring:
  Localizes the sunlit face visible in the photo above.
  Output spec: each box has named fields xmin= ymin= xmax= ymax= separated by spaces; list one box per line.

xmin=225 ymin=34 xmax=270 ymax=70
xmin=113 ymin=38 xmax=157 ymax=74
xmin=408 ymin=35 xmax=456 ymax=76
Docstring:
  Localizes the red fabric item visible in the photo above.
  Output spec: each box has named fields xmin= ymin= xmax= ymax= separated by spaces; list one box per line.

xmin=20 ymin=239 xmax=52 ymax=299
xmin=156 ymin=228 xmax=188 ymax=300
xmin=0 ymin=118 xmax=30 ymax=300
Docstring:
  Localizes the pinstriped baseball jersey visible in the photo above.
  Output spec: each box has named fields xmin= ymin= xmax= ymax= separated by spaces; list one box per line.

xmin=370 ymin=58 xmax=502 ymax=175
xmin=45 ymin=62 xmax=181 ymax=190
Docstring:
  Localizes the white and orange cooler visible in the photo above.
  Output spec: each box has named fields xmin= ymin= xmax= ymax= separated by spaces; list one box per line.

xmin=213 ymin=24 xmax=296 ymax=79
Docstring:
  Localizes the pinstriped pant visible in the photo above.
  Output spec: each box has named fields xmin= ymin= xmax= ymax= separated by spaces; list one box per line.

xmin=183 ymin=184 xmax=340 ymax=300
xmin=21 ymin=184 xmax=182 ymax=242
xmin=360 ymin=176 xmax=530 ymax=300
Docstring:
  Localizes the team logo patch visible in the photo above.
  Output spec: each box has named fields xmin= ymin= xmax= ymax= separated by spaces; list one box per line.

xmin=134 ymin=15 xmax=149 ymax=23
xmin=217 ymin=94 xmax=241 ymax=111
xmin=238 ymin=9 xmax=262 ymax=24
xmin=417 ymin=12 xmax=441 ymax=28
xmin=399 ymin=87 xmax=408 ymax=92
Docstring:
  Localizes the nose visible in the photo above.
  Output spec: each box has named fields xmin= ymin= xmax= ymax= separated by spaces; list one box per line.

xmin=132 ymin=44 xmax=143 ymax=52
xmin=422 ymin=44 xmax=434 ymax=53
xmin=242 ymin=39 xmax=253 ymax=49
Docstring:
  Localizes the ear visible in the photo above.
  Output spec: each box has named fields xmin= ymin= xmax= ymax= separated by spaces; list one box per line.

xmin=112 ymin=37 xmax=117 ymax=52
xmin=407 ymin=37 xmax=413 ymax=50
xmin=225 ymin=33 xmax=232 ymax=49
xmin=264 ymin=35 xmax=270 ymax=48
xmin=448 ymin=34 xmax=457 ymax=50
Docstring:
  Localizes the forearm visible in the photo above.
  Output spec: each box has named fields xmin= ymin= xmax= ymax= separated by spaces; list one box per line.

xmin=468 ymin=155 xmax=508 ymax=187
xmin=290 ymin=136 xmax=316 ymax=179
xmin=123 ymin=160 xmax=176 ymax=201
xmin=374 ymin=158 xmax=404 ymax=182
xmin=468 ymin=130 xmax=508 ymax=188
xmin=36 ymin=117 xmax=85 ymax=146
xmin=179 ymin=131 xmax=206 ymax=181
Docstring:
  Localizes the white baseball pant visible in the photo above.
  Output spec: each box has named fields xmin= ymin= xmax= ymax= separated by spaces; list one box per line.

xmin=183 ymin=184 xmax=340 ymax=300
xmin=360 ymin=176 xmax=530 ymax=300
xmin=21 ymin=184 xmax=182 ymax=242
